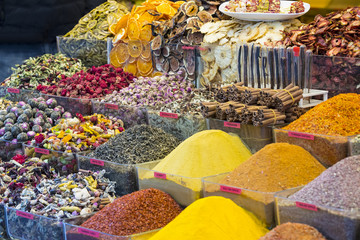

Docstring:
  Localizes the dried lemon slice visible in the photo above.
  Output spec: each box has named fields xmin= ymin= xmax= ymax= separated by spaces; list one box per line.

xmin=109 ymin=49 xmax=121 ymax=68
xmin=115 ymin=43 xmax=130 ymax=64
xmin=124 ymin=62 xmax=138 ymax=76
xmin=127 ymin=18 xmax=140 ymax=40
xmin=128 ymin=40 xmax=143 ymax=58
xmin=140 ymin=41 xmax=152 ymax=60
xmin=137 ymin=57 xmax=153 ymax=75
xmin=139 ymin=25 xmax=152 ymax=42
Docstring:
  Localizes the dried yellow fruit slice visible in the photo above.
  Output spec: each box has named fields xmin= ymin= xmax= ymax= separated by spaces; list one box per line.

xmin=124 ymin=62 xmax=138 ymax=76
xmin=114 ymin=13 xmax=130 ymax=33
xmin=139 ymin=11 xmax=155 ymax=25
xmin=109 ymin=49 xmax=121 ymax=67
xmin=115 ymin=43 xmax=130 ymax=64
xmin=140 ymin=41 xmax=152 ymax=60
xmin=128 ymin=40 xmax=143 ymax=58
xmin=139 ymin=25 xmax=152 ymax=42
xmin=112 ymin=28 xmax=127 ymax=44
xmin=137 ymin=57 xmax=153 ymax=74
xmin=127 ymin=18 xmax=140 ymax=40
xmin=156 ymin=3 xmax=177 ymax=15
xmin=128 ymin=56 xmax=137 ymax=63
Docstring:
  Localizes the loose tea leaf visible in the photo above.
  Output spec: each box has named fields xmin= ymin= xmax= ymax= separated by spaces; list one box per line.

xmin=5 ymin=54 xmax=85 ymax=90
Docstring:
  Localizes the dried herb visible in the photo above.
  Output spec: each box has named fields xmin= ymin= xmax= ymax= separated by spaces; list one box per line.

xmin=79 ymin=188 xmax=182 ymax=236
xmin=88 ymin=124 xmax=180 ymax=164
xmin=5 ymin=53 xmax=85 ymax=90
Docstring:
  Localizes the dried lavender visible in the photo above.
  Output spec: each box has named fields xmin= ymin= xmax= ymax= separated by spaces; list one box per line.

xmin=5 ymin=53 xmax=85 ymax=90
xmin=290 ymin=155 xmax=360 ymax=212
xmin=88 ymin=125 xmax=180 ymax=164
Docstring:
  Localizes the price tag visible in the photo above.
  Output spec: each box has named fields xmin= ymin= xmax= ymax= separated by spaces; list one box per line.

xmin=7 ymin=88 xmax=20 ymax=94
xmin=296 ymin=201 xmax=318 ymax=211
xmin=35 ymin=148 xmax=50 ymax=155
xmin=220 ymin=185 xmax=242 ymax=195
xmin=182 ymin=46 xmax=195 ymax=50
xmin=16 ymin=210 xmax=34 ymax=220
xmin=90 ymin=159 xmax=104 ymax=166
xmin=288 ymin=131 xmax=314 ymax=140
xmin=78 ymin=228 xmax=100 ymax=238
xmin=198 ymin=47 xmax=207 ymax=51
xmin=154 ymin=172 xmax=166 ymax=180
xmin=224 ymin=121 xmax=240 ymax=129
xmin=160 ymin=112 xmax=178 ymax=119
xmin=293 ymin=47 xmax=300 ymax=57
xmin=105 ymin=103 xmax=118 ymax=110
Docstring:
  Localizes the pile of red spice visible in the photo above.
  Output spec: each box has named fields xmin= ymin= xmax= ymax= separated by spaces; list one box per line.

xmin=80 ymin=188 xmax=182 ymax=236
xmin=37 ymin=64 xmax=134 ymax=99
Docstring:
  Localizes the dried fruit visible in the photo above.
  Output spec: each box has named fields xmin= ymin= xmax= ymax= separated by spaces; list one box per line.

xmin=128 ymin=40 xmax=143 ymax=58
xmin=137 ymin=57 xmax=153 ymax=74
xmin=114 ymin=43 xmax=130 ymax=64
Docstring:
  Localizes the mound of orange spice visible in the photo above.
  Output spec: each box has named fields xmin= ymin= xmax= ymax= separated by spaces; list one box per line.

xmin=283 ymin=93 xmax=360 ymax=136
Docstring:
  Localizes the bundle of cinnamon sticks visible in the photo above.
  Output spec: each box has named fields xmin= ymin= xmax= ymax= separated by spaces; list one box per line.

xmin=201 ymin=83 xmax=303 ymax=126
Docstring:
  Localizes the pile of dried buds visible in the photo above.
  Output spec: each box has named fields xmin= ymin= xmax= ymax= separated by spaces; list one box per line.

xmin=37 ymin=65 xmax=134 ymax=99
xmin=283 ymin=7 xmax=360 ymax=57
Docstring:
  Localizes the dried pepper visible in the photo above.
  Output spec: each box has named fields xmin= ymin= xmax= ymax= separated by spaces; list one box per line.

xmin=283 ymin=93 xmax=360 ymax=136
xmin=4 ymin=54 xmax=85 ymax=90
xmin=29 ymin=114 xmax=125 ymax=153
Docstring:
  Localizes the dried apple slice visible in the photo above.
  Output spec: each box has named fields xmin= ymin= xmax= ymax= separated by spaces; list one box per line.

xmin=128 ymin=40 xmax=143 ymax=58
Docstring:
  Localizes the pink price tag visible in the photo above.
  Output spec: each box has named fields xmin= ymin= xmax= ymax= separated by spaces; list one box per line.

xmin=160 ymin=112 xmax=178 ymax=119
xmin=78 ymin=228 xmax=100 ymax=238
xmin=90 ymin=159 xmax=104 ymax=166
xmin=198 ymin=47 xmax=207 ymax=51
xmin=16 ymin=210 xmax=34 ymax=220
xmin=220 ymin=185 xmax=242 ymax=195
xmin=296 ymin=201 xmax=318 ymax=211
xmin=224 ymin=121 xmax=240 ymax=129
xmin=154 ymin=172 xmax=166 ymax=179
xmin=35 ymin=148 xmax=50 ymax=155
xmin=288 ymin=131 xmax=314 ymax=140
xmin=105 ymin=103 xmax=118 ymax=110
xmin=7 ymin=88 xmax=20 ymax=94
xmin=293 ymin=47 xmax=300 ymax=57
xmin=182 ymin=46 xmax=195 ymax=50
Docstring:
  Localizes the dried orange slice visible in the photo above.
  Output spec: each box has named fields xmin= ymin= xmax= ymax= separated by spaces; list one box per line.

xmin=109 ymin=49 xmax=121 ymax=68
xmin=139 ymin=12 xmax=155 ymax=25
xmin=114 ymin=13 xmax=129 ymax=33
xmin=109 ymin=23 xmax=117 ymax=35
xmin=139 ymin=25 xmax=153 ymax=42
xmin=112 ymin=28 xmax=126 ymax=44
xmin=152 ymin=71 xmax=163 ymax=77
xmin=115 ymin=43 xmax=130 ymax=64
xmin=128 ymin=40 xmax=143 ymax=58
xmin=128 ymin=56 xmax=137 ymax=63
xmin=124 ymin=62 xmax=137 ymax=76
xmin=137 ymin=58 xmax=153 ymax=75
xmin=140 ymin=41 xmax=152 ymax=60
xmin=127 ymin=18 xmax=140 ymax=40
xmin=143 ymin=67 xmax=154 ymax=76
xmin=156 ymin=3 xmax=177 ymax=16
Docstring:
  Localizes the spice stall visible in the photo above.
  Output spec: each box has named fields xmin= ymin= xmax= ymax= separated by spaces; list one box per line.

xmin=0 ymin=0 xmax=359 ymax=239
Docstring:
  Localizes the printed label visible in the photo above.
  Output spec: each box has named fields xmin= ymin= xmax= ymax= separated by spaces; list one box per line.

xmin=288 ymin=131 xmax=314 ymax=140
xmin=160 ymin=112 xmax=178 ymax=119
xmin=293 ymin=47 xmax=300 ymax=57
xmin=154 ymin=172 xmax=167 ymax=180
xmin=220 ymin=185 xmax=242 ymax=195
xmin=296 ymin=201 xmax=318 ymax=211
xmin=182 ymin=46 xmax=195 ymax=50
xmin=198 ymin=47 xmax=207 ymax=51
xmin=105 ymin=103 xmax=118 ymax=110
xmin=90 ymin=159 xmax=104 ymax=166
xmin=78 ymin=228 xmax=100 ymax=238
xmin=16 ymin=210 xmax=34 ymax=220
xmin=224 ymin=121 xmax=240 ymax=129
xmin=7 ymin=88 xmax=20 ymax=94
xmin=35 ymin=148 xmax=50 ymax=155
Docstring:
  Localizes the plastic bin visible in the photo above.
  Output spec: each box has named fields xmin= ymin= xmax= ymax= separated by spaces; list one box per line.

xmin=64 ymin=214 xmax=159 ymax=240
xmin=148 ymin=110 xmax=206 ymax=141
xmin=137 ymin=161 xmax=203 ymax=207
xmin=203 ymin=173 xmax=277 ymax=227
xmin=6 ymin=207 xmax=64 ymax=240
xmin=311 ymin=55 xmax=360 ymax=97
xmin=349 ymin=135 xmax=360 ymax=156
xmin=0 ymin=87 xmax=40 ymax=102
xmin=0 ymin=204 xmax=8 ymax=239
xmin=77 ymin=155 xmax=139 ymax=196
xmin=40 ymin=93 xmax=95 ymax=116
xmin=23 ymin=145 xmax=78 ymax=175
xmin=275 ymin=187 xmax=360 ymax=240
xmin=152 ymin=44 xmax=197 ymax=82
xmin=57 ymin=36 xmax=111 ymax=67
xmin=198 ymin=44 xmax=238 ymax=86
xmin=206 ymin=118 xmax=273 ymax=153
xmin=273 ymin=127 xmax=349 ymax=167
xmin=91 ymin=101 xmax=148 ymax=129
xmin=0 ymin=139 xmax=23 ymax=161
